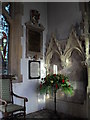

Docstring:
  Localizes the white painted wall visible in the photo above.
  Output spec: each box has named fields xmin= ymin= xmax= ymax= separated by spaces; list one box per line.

xmin=13 ymin=2 xmax=47 ymax=114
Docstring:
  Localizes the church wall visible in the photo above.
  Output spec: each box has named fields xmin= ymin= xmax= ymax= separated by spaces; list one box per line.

xmin=47 ymin=2 xmax=82 ymax=40
xmin=13 ymin=2 xmax=47 ymax=114
xmin=0 ymin=2 xmax=88 ymax=118
xmin=46 ymin=2 xmax=88 ymax=118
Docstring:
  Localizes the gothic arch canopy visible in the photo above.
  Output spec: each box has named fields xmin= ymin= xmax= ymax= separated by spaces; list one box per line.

xmin=46 ymin=28 xmax=85 ymax=72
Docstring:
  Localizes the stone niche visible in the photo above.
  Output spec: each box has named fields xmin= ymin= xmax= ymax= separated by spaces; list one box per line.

xmin=46 ymin=28 xmax=88 ymax=104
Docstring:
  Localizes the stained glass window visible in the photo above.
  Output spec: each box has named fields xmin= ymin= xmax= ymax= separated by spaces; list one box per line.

xmin=5 ymin=4 xmax=10 ymax=15
xmin=0 ymin=15 xmax=9 ymax=74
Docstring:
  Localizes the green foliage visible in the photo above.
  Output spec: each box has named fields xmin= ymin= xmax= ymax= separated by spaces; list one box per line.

xmin=39 ymin=74 xmax=73 ymax=95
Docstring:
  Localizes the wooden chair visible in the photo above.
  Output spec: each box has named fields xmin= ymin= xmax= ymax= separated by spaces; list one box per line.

xmin=0 ymin=75 xmax=28 ymax=120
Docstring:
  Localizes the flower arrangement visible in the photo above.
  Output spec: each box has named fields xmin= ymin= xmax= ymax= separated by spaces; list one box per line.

xmin=39 ymin=74 xmax=73 ymax=95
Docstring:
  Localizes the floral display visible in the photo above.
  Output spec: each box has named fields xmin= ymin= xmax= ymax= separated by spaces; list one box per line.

xmin=39 ymin=74 xmax=73 ymax=95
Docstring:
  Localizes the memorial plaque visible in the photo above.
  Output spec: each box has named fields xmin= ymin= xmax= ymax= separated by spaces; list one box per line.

xmin=28 ymin=30 xmax=40 ymax=52
xmin=28 ymin=60 xmax=40 ymax=79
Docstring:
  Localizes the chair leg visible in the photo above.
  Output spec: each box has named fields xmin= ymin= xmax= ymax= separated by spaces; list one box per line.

xmin=4 ymin=112 xmax=8 ymax=120
xmin=24 ymin=110 xmax=26 ymax=120
xmin=11 ymin=113 xmax=13 ymax=120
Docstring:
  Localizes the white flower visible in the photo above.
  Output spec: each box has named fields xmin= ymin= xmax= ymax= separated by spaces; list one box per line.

xmin=51 ymin=80 xmax=53 ymax=83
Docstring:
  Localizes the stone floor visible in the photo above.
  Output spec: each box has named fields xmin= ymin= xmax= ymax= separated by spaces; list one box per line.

xmin=26 ymin=109 xmax=87 ymax=120
xmin=1 ymin=109 xmax=88 ymax=120
xmin=26 ymin=109 xmax=59 ymax=119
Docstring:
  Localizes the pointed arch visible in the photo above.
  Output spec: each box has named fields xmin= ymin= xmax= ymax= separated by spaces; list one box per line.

xmin=65 ymin=47 xmax=85 ymax=61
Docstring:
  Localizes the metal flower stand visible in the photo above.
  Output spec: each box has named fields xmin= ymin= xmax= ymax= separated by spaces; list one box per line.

xmin=54 ymin=90 xmax=57 ymax=113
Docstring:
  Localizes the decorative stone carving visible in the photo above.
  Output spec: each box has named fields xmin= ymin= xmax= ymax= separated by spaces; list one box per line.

xmin=46 ymin=27 xmax=85 ymax=74
xmin=46 ymin=27 xmax=88 ymax=103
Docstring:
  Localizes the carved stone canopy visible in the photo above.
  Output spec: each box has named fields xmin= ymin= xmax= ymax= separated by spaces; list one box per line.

xmin=46 ymin=28 xmax=86 ymax=73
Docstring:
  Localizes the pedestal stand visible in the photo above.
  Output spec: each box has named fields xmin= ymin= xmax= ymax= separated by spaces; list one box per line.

xmin=54 ymin=90 xmax=56 ymax=113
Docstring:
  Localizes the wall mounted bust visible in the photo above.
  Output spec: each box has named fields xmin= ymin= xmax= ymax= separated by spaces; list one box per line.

xmin=25 ymin=10 xmax=45 ymax=59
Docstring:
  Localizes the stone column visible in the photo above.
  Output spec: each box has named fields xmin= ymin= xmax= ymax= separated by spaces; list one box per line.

xmin=88 ymin=67 xmax=90 ymax=90
xmin=85 ymin=37 xmax=89 ymax=60
xmin=83 ymin=12 xmax=90 ymax=119
xmin=86 ymin=37 xmax=90 ymax=119
xmin=87 ymin=66 xmax=90 ymax=118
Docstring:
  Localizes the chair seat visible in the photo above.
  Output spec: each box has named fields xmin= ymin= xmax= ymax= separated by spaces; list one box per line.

xmin=0 ymin=103 xmax=24 ymax=113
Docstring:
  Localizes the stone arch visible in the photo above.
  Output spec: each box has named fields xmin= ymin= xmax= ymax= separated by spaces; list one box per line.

xmin=65 ymin=47 xmax=85 ymax=61
xmin=46 ymin=49 xmax=61 ymax=74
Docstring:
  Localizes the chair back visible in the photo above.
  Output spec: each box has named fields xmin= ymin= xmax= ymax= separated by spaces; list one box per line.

xmin=0 ymin=75 xmax=13 ymax=103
